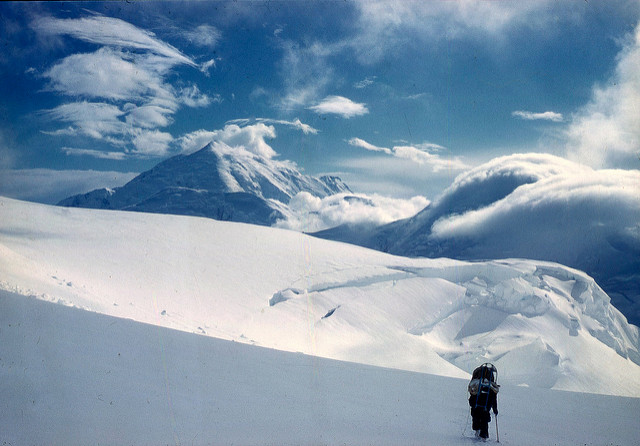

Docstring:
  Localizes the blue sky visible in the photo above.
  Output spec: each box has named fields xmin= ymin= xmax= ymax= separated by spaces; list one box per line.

xmin=1 ymin=1 xmax=639 ymax=203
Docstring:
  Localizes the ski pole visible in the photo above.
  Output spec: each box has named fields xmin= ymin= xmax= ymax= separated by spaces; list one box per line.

xmin=495 ymin=414 xmax=500 ymax=443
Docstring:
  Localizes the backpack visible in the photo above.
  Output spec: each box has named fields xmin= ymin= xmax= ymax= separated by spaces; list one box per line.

xmin=468 ymin=363 xmax=499 ymax=408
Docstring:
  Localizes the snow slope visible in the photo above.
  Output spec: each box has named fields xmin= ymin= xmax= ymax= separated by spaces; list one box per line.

xmin=2 ymin=290 xmax=639 ymax=446
xmin=1 ymin=197 xmax=639 ymax=399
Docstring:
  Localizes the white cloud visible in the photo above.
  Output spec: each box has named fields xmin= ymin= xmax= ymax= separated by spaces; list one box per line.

xmin=44 ymin=101 xmax=127 ymax=140
xmin=178 ymin=85 xmax=214 ymax=107
xmin=429 ymin=161 xmax=640 ymax=271
xmin=62 ymin=147 xmax=128 ymax=160
xmin=565 ymin=23 xmax=640 ymax=168
xmin=255 ymin=118 xmax=319 ymax=135
xmin=124 ymin=104 xmax=174 ymax=129
xmin=33 ymin=15 xmax=196 ymax=67
xmin=348 ymin=137 xmax=468 ymax=172
xmin=309 ymin=95 xmax=369 ymax=118
xmin=350 ymin=0 xmax=572 ymax=63
xmin=278 ymin=40 xmax=334 ymax=111
xmin=277 ymin=191 xmax=429 ymax=232
xmin=354 ymin=76 xmax=376 ymax=89
xmin=182 ymin=24 xmax=221 ymax=48
xmin=34 ymin=14 xmax=214 ymax=161
xmin=44 ymin=48 xmax=162 ymax=101
xmin=441 ymin=153 xmax=587 ymax=197
xmin=199 ymin=59 xmax=217 ymax=76
xmin=179 ymin=123 xmax=278 ymax=159
xmin=130 ymin=130 xmax=174 ymax=157
xmin=348 ymin=137 xmax=391 ymax=154
xmin=44 ymin=102 xmax=175 ymax=157
xmin=512 ymin=110 xmax=564 ymax=122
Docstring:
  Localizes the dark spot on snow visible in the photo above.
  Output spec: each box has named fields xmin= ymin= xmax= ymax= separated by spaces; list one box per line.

xmin=322 ymin=305 xmax=341 ymax=319
xmin=161 ymin=310 xmax=167 ymax=316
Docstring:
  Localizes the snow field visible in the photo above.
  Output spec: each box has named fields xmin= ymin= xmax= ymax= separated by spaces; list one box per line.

xmin=0 ymin=196 xmax=639 ymax=398
xmin=2 ymin=290 xmax=639 ymax=446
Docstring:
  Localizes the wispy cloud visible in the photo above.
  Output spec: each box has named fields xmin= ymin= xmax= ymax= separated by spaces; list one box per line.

xmin=255 ymin=118 xmax=319 ymax=135
xmin=32 ymin=14 xmax=214 ymax=160
xmin=277 ymin=40 xmax=334 ymax=111
xmin=199 ymin=59 xmax=217 ymax=76
xmin=44 ymin=101 xmax=127 ymax=141
xmin=354 ymin=76 xmax=376 ymax=89
xmin=348 ymin=137 xmax=390 ymax=154
xmin=33 ymin=14 xmax=196 ymax=67
xmin=309 ymin=96 xmax=369 ymax=118
xmin=348 ymin=137 xmax=467 ymax=172
xmin=181 ymin=24 xmax=221 ymax=48
xmin=512 ymin=110 xmax=564 ymax=122
xmin=565 ymin=23 xmax=640 ymax=168
xmin=62 ymin=147 xmax=128 ymax=160
xmin=349 ymin=1 xmax=574 ymax=63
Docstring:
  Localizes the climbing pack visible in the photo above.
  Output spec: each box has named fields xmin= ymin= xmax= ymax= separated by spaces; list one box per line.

xmin=468 ymin=363 xmax=499 ymax=409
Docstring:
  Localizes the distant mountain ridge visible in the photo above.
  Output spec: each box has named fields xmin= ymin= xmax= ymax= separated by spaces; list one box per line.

xmin=58 ymin=142 xmax=351 ymax=225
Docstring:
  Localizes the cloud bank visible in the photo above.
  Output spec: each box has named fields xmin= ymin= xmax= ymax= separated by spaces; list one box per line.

xmin=277 ymin=192 xmax=429 ymax=233
xmin=0 ymin=168 xmax=137 ymax=204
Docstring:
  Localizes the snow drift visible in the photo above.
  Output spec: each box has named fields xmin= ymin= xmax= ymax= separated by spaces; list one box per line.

xmin=1 ymin=197 xmax=639 ymax=398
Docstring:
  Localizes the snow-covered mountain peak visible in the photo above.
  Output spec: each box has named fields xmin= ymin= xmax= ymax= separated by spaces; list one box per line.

xmin=57 ymin=141 xmax=351 ymax=225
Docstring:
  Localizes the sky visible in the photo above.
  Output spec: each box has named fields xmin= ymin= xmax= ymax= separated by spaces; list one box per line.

xmin=1 ymin=0 xmax=639 ymax=203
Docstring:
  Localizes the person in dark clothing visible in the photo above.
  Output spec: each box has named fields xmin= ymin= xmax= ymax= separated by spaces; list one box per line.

xmin=468 ymin=364 xmax=499 ymax=441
